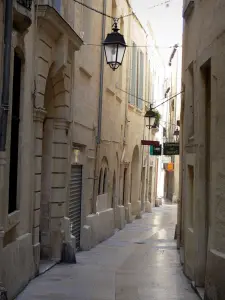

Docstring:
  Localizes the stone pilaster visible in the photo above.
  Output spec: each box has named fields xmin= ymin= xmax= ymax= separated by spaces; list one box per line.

xmin=33 ymin=108 xmax=46 ymax=271
xmin=50 ymin=118 xmax=70 ymax=260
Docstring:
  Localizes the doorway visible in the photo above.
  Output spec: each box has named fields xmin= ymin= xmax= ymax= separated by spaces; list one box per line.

xmin=69 ymin=165 xmax=82 ymax=250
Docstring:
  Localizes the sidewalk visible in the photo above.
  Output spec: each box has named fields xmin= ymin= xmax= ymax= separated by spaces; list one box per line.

xmin=16 ymin=204 xmax=199 ymax=300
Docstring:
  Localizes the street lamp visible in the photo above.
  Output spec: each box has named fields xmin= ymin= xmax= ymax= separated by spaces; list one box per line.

xmin=144 ymin=106 xmax=157 ymax=129
xmin=103 ymin=19 xmax=127 ymax=71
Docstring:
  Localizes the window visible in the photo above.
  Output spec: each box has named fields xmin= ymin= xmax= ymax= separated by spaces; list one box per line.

xmin=8 ymin=52 xmax=22 ymax=213
xmin=137 ymin=50 xmax=144 ymax=110
xmin=103 ymin=168 xmax=108 ymax=193
xmin=129 ymin=42 xmax=137 ymax=105
xmin=98 ymin=168 xmax=103 ymax=195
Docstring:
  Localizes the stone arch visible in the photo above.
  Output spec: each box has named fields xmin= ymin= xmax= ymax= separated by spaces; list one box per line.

xmin=112 ymin=171 xmax=116 ymax=208
xmin=98 ymin=156 xmax=109 ymax=195
xmin=130 ymin=145 xmax=140 ymax=215
xmin=33 ymin=61 xmax=71 ymax=261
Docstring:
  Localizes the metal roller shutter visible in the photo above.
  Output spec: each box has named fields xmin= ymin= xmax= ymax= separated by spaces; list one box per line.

xmin=69 ymin=165 xmax=82 ymax=250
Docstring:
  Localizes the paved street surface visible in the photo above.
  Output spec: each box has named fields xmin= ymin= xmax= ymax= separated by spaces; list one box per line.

xmin=17 ymin=204 xmax=199 ymax=300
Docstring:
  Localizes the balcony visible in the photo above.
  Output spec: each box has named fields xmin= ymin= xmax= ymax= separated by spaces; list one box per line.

xmin=13 ymin=0 xmax=33 ymax=33
xmin=36 ymin=3 xmax=83 ymax=60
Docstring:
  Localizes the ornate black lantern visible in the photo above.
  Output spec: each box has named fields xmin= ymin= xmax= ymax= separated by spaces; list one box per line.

xmin=144 ymin=106 xmax=157 ymax=129
xmin=103 ymin=19 xmax=127 ymax=71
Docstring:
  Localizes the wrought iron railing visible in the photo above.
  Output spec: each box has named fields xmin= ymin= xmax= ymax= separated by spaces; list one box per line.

xmin=16 ymin=0 xmax=33 ymax=11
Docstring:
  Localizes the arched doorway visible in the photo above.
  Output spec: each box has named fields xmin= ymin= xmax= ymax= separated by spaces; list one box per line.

xmin=122 ymin=168 xmax=127 ymax=206
xmin=112 ymin=171 xmax=116 ymax=208
xmin=40 ymin=72 xmax=55 ymax=259
xmin=130 ymin=146 xmax=140 ymax=215
xmin=39 ymin=68 xmax=70 ymax=261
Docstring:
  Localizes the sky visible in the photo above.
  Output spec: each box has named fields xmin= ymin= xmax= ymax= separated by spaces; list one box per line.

xmin=131 ymin=0 xmax=183 ymax=64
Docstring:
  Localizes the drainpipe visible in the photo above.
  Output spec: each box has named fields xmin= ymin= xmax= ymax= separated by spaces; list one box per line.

xmin=0 ymin=0 xmax=13 ymax=151
xmin=92 ymin=0 xmax=106 ymax=213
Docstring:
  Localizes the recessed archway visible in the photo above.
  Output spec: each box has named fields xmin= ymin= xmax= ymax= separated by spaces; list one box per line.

xmin=39 ymin=67 xmax=70 ymax=260
xmin=130 ymin=146 xmax=140 ymax=215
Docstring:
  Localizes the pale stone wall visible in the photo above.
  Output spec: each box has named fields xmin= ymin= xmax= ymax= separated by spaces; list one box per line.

xmin=0 ymin=1 xmax=82 ymax=298
xmin=181 ymin=1 xmax=225 ymax=298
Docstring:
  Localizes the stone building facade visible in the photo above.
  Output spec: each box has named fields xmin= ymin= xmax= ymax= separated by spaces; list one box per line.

xmin=0 ymin=0 xmax=159 ymax=298
xmin=0 ymin=0 xmax=82 ymax=298
xmin=179 ymin=0 xmax=225 ymax=299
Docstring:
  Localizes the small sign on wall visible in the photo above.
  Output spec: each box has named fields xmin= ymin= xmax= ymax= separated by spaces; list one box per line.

xmin=73 ymin=148 xmax=80 ymax=164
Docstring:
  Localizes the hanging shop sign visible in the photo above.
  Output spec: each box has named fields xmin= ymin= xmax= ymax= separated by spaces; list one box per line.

xmin=141 ymin=140 xmax=160 ymax=146
xmin=166 ymin=162 xmax=174 ymax=172
xmin=163 ymin=142 xmax=179 ymax=155
xmin=153 ymin=145 xmax=162 ymax=156
xmin=150 ymin=145 xmax=162 ymax=156
xmin=162 ymin=156 xmax=171 ymax=163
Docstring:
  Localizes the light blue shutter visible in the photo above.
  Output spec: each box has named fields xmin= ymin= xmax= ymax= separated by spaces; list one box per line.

xmin=53 ymin=0 xmax=61 ymax=13
xmin=138 ymin=51 xmax=144 ymax=109
xmin=129 ymin=42 xmax=137 ymax=105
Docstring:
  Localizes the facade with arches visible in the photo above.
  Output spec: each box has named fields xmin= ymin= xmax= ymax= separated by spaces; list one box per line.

xmin=0 ymin=1 xmax=82 ymax=298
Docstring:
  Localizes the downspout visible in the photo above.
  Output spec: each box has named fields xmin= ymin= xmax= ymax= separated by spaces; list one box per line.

xmin=92 ymin=0 xmax=106 ymax=213
xmin=0 ymin=0 xmax=13 ymax=151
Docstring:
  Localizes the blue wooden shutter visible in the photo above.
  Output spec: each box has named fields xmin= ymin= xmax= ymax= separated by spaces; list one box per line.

xmin=138 ymin=51 xmax=144 ymax=109
xmin=129 ymin=42 xmax=137 ymax=105
xmin=53 ymin=0 xmax=61 ymax=13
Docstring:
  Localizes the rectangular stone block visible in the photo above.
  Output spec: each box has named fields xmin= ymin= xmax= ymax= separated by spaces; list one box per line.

xmin=53 ymin=128 xmax=68 ymax=143
xmin=50 ymin=202 xmax=65 ymax=218
xmin=37 ymin=57 xmax=49 ymax=79
xmin=33 ymin=226 xmax=40 ymax=245
xmin=54 ymin=91 xmax=70 ymax=108
xmin=53 ymin=143 xmax=69 ymax=158
xmin=37 ymin=75 xmax=46 ymax=95
xmin=52 ymin=158 xmax=68 ymax=173
xmin=35 ymin=156 xmax=42 ymax=174
xmin=51 ymin=188 xmax=66 ymax=203
xmin=55 ymin=106 xmax=70 ymax=120
xmin=52 ymin=173 xmax=66 ymax=188
xmin=34 ymin=192 xmax=41 ymax=210
xmin=50 ymin=218 xmax=61 ymax=230
xmin=38 ymin=38 xmax=52 ymax=63
xmin=35 ymin=121 xmax=44 ymax=139
xmin=35 ymin=174 xmax=41 ymax=192
xmin=35 ymin=93 xmax=45 ymax=108
xmin=35 ymin=138 xmax=43 ymax=156
xmin=33 ymin=209 xmax=40 ymax=228
xmin=54 ymin=79 xmax=65 ymax=95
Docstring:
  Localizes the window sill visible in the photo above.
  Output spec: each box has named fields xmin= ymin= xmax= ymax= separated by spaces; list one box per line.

xmin=128 ymin=103 xmax=135 ymax=111
xmin=136 ymin=108 xmax=143 ymax=115
xmin=7 ymin=210 xmax=20 ymax=232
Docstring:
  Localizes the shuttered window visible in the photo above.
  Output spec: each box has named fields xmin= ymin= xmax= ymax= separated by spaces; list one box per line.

xmin=69 ymin=165 xmax=82 ymax=250
xmin=129 ymin=42 xmax=137 ymax=105
xmin=137 ymin=51 xmax=144 ymax=110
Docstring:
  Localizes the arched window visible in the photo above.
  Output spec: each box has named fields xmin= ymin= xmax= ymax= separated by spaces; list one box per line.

xmin=103 ymin=168 xmax=108 ymax=193
xmin=112 ymin=171 xmax=116 ymax=208
xmin=98 ymin=168 xmax=103 ymax=195
xmin=8 ymin=51 xmax=22 ymax=213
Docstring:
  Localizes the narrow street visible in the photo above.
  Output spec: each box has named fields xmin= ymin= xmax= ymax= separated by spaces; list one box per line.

xmin=17 ymin=204 xmax=198 ymax=300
